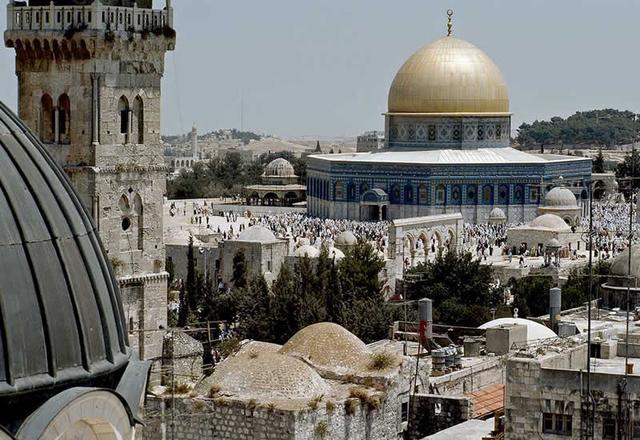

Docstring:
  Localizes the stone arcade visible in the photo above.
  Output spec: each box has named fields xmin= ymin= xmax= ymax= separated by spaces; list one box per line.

xmin=4 ymin=0 xmax=176 ymax=361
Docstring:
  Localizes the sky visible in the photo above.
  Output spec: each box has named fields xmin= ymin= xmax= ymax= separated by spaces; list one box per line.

xmin=1 ymin=0 xmax=639 ymax=138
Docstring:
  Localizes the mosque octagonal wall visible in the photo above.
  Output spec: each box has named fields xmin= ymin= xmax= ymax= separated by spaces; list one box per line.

xmin=385 ymin=115 xmax=511 ymax=149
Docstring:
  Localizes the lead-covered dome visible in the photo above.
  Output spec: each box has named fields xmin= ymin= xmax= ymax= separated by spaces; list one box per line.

xmin=544 ymin=187 xmax=578 ymax=208
xmin=238 ymin=225 xmax=277 ymax=242
xmin=0 ymin=102 xmax=129 ymax=402
xmin=263 ymin=158 xmax=296 ymax=178
xmin=388 ymin=36 xmax=509 ymax=114
xmin=528 ymin=214 xmax=571 ymax=231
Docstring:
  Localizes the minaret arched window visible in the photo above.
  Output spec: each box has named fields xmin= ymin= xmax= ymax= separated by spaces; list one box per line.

xmin=133 ymin=96 xmax=144 ymax=144
xmin=133 ymin=193 xmax=143 ymax=251
xmin=40 ymin=94 xmax=54 ymax=143
xmin=118 ymin=96 xmax=130 ymax=143
xmin=58 ymin=93 xmax=70 ymax=144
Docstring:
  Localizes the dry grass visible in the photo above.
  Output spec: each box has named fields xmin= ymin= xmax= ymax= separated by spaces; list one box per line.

xmin=173 ymin=382 xmax=191 ymax=394
xmin=207 ymin=384 xmax=221 ymax=398
xmin=325 ymin=400 xmax=335 ymax=413
xmin=314 ymin=420 xmax=329 ymax=438
xmin=248 ymin=351 xmax=258 ymax=359
xmin=307 ymin=395 xmax=323 ymax=410
xmin=349 ymin=386 xmax=383 ymax=412
xmin=344 ymin=399 xmax=358 ymax=416
xmin=367 ymin=352 xmax=396 ymax=371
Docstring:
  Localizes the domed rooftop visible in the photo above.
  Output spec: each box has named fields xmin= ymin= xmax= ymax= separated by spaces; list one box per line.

xmin=263 ymin=158 xmax=296 ymax=178
xmin=335 ymin=230 xmax=357 ymax=246
xmin=200 ymin=347 xmax=330 ymax=400
xmin=528 ymin=214 xmax=571 ymax=231
xmin=546 ymin=238 xmax=562 ymax=249
xmin=488 ymin=207 xmax=506 ymax=222
xmin=0 ymin=102 xmax=129 ymax=399
xmin=238 ymin=225 xmax=277 ymax=242
xmin=295 ymin=244 xmax=320 ymax=258
xmin=280 ymin=322 xmax=371 ymax=371
xmin=388 ymin=36 xmax=509 ymax=114
xmin=479 ymin=318 xmax=557 ymax=342
xmin=544 ymin=187 xmax=577 ymax=208
xmin=610 ymin=245 xmax=640 ymax=280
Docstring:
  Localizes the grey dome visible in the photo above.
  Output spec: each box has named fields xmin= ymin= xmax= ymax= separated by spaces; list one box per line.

xmin=238 ymin=225 xmax=276 ymax=242
xmin=0 ymin=102 xmax=129 ymax=401
xmin=335 ymin=230 xmax=357 ymax=246
xmin=263 ymin=158 xmax=296 ymax=178
xmin=544 ymin=187 xmax=577 ymax=208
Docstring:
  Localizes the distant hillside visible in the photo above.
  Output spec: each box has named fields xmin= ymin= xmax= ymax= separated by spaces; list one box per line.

xmin=517 ymin=109 xmax=638 ymax=148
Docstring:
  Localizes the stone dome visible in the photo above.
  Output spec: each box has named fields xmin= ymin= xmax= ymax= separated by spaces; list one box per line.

xmin=263 ymin=158 xmax=296 ymax=178
xmin=280 ymin=322 xmax=371 ymax=371
xmin=238 ymin=225 xmax=276 ymax=242
xmin=335 ymin=230 xmax=357 ymax=246
xmin=546 ymin=238 xmax=562 ymax=249
xmin=544 ymin=187 xmax=577 ymax=208
xmin=201 ymin=347 xmax=330 ymax=400
xmin=488 ymin=207 xmax=507 ymax=222
xmin=388 ymin=36 xmax=509 ymax=114
xmin=295 ymin=244 xmax=320 ymax=258
xmin=0 ymin=102 xmax=129 ymax=402
xmin=610 ymin=245 xmax=640 ymax=280
xmin=528 ymin=214 xmax=571 ymax=231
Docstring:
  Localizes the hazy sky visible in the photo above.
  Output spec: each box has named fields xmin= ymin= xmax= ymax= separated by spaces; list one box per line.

xmin=1 ymin=0 xmax=639 ymax=137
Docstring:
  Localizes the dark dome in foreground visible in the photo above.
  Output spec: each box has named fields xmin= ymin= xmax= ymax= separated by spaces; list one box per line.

xmin=0 ymin=102 xmax=129 ymax=406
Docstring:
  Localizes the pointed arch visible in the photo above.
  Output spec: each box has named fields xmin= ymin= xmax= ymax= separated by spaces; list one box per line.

xmin=118 ymin=194 xmax=130 ymax=213
xmin=40 ymin=93 xmax=54 ymax=143
xmin=118 ymin=96 xmax=130 ymax=140
xmin=57 ymin=93 xmax=70 ymax=144
xmin=133 ymin=95 xmax=144 ymax=144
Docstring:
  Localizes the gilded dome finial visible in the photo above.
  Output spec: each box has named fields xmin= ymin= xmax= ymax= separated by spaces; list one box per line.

xmin=446 ymin=9 xmax=454 ymax=36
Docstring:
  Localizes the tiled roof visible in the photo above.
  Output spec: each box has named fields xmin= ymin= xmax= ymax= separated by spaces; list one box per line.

xmin=466 ymin=384 xmax=504 ymax=419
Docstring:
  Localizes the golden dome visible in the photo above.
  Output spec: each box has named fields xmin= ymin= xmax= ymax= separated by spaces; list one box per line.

xmin=388 ymin=36 xmax=509 ymax=115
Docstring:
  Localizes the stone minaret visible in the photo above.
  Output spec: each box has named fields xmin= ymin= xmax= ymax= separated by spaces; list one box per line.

xmin=191 ymin=124 xmax=199 ymax=159
xmin=5 ymin=0 xmax=176 ymax=361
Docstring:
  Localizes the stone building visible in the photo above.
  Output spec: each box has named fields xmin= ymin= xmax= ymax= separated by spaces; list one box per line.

xmin=144 ymin=322 xmax=414 ymax=440
xmin=507 ymin=213 xmax=581 ymax=255
xmin=219 ymin=225 xmax=289 ymax=285
xmin=601 ymin=244 xmax=640 ymax=309
xmin=356 ymin=130 xmax=384 ymax=152
xmin=306 ymin=14 xmax=591 ymax=223
xmin=0 ymin=99 xmax=149 ymax=438
xmin=4 ymin=0 xmax=176 ymax=360
xmin=245 ymin=157 xmax=307 ymax=206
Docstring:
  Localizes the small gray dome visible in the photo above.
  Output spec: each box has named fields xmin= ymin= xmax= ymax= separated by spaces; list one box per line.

xmin=238 ymin=225 xmax=276 ymax=242
xmin=295 ymin=244 xmax=320 ymax=258
xmin=263 ymin=158 xmax=296 ymax=177
xmin=529 ymin=214 xmax=571 ymax=231
xmin=488 ymin=207 xmax=506 ymax=223
xmin=610 ymin=245 xmax=640 ymax=280
xmin=544 ymin=187 xmax=577 ymax=208
xmin=0 ymin=102 xmax=129 ymax=403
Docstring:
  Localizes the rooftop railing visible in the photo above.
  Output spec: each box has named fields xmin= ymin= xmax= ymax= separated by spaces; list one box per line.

xmin=6 ymin=0 xmax=173 ymax=33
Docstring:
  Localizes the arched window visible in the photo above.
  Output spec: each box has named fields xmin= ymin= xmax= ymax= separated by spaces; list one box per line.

xmin=435 ymin=184 xmax=446 ymax=204
xmin=133 ymin=193 xmax=143 ymax=251
xmin=40 ymin=94 xmax=54 ymax=143
xmin=514 ymin=185 xmax=524 ymax=204
xmin=118 ymin=96 xmax=130 ymax=140
xmin=390 ymin=183 xmax=401 ymax=204
xmin=418 ymin=184 xmax=428 ymax=205
xmin=360 ymin=182 xmax=370 ymax=196
xmin=498 ymin=185 xmax=509 ymax=204
xmin=451 ymin=185 xmax=462 ymax=205
xmin=133 ymin=95 xmax=144 ymax=144
xmin=467 ymin=185 xmax=477 ymax=204
xmin=58 ymin=93 xmax=70 ymax=144
xmin=482 ymin=185 xmax=493 ymax=205
xmin=404 ymin=184 xmax=414 ymax=204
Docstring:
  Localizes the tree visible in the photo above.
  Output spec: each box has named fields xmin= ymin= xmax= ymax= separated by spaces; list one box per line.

xmin=405 ymin=251 xmax=501 ymax=326
xmin=177 ymin=283 xmax=188 ymax=327
xmin=509 ymin=276 xmax=553 ymax=319
xmin=232 ymin=249 xmax=248 ymax=289
xmin=616 ymin=147 xmax=640 ymax=193
xmin=561 ymin=261 xmax=611 ymax=310
xmin=593 ymin=147 xmax=605 ymax=173
xmin=270 ymin=264 xmax=302 ymax=342
xmin=186 ymin=235 xmax=198 ymax=312
xmin=235 ymin=274 xmax=272 ymax=341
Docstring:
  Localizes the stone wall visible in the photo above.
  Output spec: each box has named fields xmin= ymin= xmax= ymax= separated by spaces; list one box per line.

xmin=220 ymin=240 xmax=288 ymax=285
xmin=430 ymin=357 xmax=504 ymax=396
xmin=407 ymin=394 xmax=471 ymax=439
xmin=144 ymin=390 xmax=407 ymax=440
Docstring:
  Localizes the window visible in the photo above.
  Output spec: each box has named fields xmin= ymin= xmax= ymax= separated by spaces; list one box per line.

xmin=118 ymin=96 xmax=130 ymax=137
xmin=435 ymin=184 xmax=446 ymax=204
xmin=45 ymin=11 xmax=49 ymax=23
xmin=452 ymin=185 xmax=461 ymax=204
xmin=133 ymin=96 xmax=144 ymax=143
xmin=542 ymin=413 xmax=572 ymax=436
xmin=498 ymin=185 xmax=509 ymax=204
xmin=334 ymin=181 xmax=345 ymax=200
xmin=418 ymin=184 xmax=428 ymax=205
xmin=57 ymin=94 xmax=70 ymax=144
xmin=467 ymin=185 xmax=477 ymax=204
xmin=390 ymin=184 xmax=401 ymax=204
xmin=40 ymin=94 xmax=54 ymax=143
xmin=483 ymin=185 xmax=493 ymax=204
xmin=57 ymin=11 xmax=61 ymax=23
xmin=531 ymin=188 xmax=539 ymax=202
xmin=404 ymin=185 xmax=413 ymax=204
xmin=400 ymin=401 xmax=409 ymax=423
xmin=603 ymin=418 xmax=615 ymax=439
